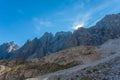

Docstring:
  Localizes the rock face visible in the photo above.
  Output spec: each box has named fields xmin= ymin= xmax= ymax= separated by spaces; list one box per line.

xmin=74 ymin=13 xmax=120 ymax=46
xmin=96 ymin=38 xmax=120 ymax=57
xmin=9 ymin=13 xmax=120 ymax=60
xmin=10 ymin=31 xmax=77 ymax=59
xmin=0 ymin=42 xmax=19 ymax=59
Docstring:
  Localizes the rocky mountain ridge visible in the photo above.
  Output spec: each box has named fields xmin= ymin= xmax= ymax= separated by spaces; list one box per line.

xmin=0 ymin=13 xmax=120 ymax=60
xmin=12 ymin=13 xmax=120 ymax=60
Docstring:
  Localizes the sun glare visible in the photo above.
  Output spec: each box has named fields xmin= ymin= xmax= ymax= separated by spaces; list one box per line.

xmin=73 ymin=24 xmax=84 ymax=30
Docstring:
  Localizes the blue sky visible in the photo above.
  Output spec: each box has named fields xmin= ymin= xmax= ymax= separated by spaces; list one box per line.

xmin=0 ymin=0 xmax=120 ymax=46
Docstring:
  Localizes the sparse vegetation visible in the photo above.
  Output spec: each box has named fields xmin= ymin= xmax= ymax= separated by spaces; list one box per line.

xmin=0 ymin=60 xmax=81 ymax=80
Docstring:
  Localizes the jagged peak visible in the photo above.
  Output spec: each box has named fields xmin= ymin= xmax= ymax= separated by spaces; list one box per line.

xmin=94 ymin=13 xmax=120 ymax=28
xmin=55 ymin=31 xmax=72 ymax=37
xmin=0 ymin=41 xmax=19 ymax=47
xmin=0 ymin=41 xmax=19 ymax=54
xmin=73 ymin=27 xmax=88 ymax=34
xmin=41 ymin=32 xmax=53 ymax=38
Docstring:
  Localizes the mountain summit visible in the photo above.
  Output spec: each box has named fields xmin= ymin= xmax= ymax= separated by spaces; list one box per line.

xmin=0 ymin=42 xmax=19 ymax=59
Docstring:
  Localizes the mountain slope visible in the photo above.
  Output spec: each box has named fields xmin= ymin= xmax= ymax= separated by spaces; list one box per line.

xmin=26 ymin=38 xmax=120 ymax=80
xmin=0 ymin=46 xmax=99 ymax=80
xmin=97 ymin=38 xmax=120 ymax=57
xmin=27 ymin=53 xmax=120 ymax=80
xmin=27 ymin=52 xmax=120 ymax=80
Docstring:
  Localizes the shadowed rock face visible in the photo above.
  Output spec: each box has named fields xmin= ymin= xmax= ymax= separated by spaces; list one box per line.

xmin=10 ymin=31 xmax=77 ymax=60
xmin=0 ymin=42 xmax=19 ymax=59
xmin=74 ymin=13 xmax=120 ymax=46
xmin=8 ymin=13 xmax=120 ymax=60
